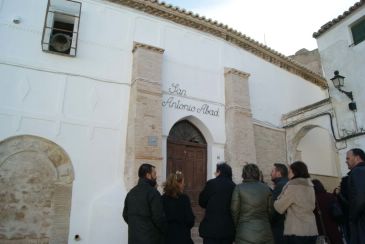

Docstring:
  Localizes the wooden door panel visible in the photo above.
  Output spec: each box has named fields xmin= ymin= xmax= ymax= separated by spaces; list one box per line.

xmin=167 ymin=140 xmax=206 ymax=224
xmin=167 ymin=142 xmax=184 ymax=173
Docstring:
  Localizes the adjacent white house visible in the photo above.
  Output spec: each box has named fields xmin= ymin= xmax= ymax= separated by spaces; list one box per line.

xmin=313 ymin=0 xmax=365 ymax=174
xmin=0 ymin=0 xmax=354 ymax=243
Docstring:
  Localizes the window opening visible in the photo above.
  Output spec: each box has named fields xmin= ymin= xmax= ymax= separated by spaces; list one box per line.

xmin=351 ymin=17 xmax=365 ymax=46
xmin=41 ymin=0 xmax=81 ymax=56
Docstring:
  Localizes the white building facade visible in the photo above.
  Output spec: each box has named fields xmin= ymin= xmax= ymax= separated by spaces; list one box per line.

xmin=0 ymin=0 xmax=330 ymax=243
xmin=313 ymin=0 xmax=365 ymax=174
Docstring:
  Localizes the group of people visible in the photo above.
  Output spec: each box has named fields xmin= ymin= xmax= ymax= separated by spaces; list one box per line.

xmin=122 ymin=148 xmax=365 ymax=244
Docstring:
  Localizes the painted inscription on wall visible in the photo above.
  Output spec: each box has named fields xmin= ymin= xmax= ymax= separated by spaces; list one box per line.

xmin=162 ymin=83 xmax=220 ymax=117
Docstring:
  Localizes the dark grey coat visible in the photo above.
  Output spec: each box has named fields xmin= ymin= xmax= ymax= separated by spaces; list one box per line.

xmin=123 ymin=178 xmax=167 ymax=244
xmin=231 ymin=180 xmax=274 ymax=244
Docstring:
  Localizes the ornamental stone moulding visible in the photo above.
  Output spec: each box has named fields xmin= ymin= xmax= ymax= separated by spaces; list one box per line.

xmin=110 ymin=0 xmax=327 ymax=88
xmin=224 ymin=68 xmax=251 ymax=79
xmin=132 ymin=42 xmax=165 ymax=54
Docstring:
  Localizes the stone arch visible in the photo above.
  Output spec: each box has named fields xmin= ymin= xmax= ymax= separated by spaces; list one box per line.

xmin=166 ymin=118 xmax=208 ymax=223
xmin=166 ymin=115 xmax=214 ymax=144
xmin=0 ymin=135 xmax=74 ymax=244
xmin=168 ymin=115 xmax=215 ymax=173
xmin=164 ymin=115 xmax=215 ymax=145
xmin=167 ymin=120 xmax=207 ymax=144
xmin=288 ymin=124 xmax=319 ymax=162
xmin=287 ymin=125 xmax=340 ymax=177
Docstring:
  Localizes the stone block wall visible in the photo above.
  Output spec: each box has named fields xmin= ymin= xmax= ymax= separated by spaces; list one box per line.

xmin=253 ymin=123 xmax=287 ymax=185
xmin=0 ymin=135 xmax=73 ymax=244
xmin=124 ymin=42 xmax=165 ymax=190
xmin=224 ymin=68 xmax=257 ymax=183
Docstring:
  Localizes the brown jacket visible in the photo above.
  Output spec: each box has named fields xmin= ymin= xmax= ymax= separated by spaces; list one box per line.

xmin=274 ymin=178 xmax=318 ymax=236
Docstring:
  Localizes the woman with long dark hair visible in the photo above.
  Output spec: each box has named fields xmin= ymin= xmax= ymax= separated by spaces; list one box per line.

xmin=274 ymin=161 xmax=318 ymax=244
xmin=312 ymin=179 xmax=344 ymax=244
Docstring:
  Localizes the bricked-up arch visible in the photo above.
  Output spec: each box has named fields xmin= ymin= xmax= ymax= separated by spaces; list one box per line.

xmin=288 ymin=124 xmax=340 ymax=175
xmin=0 ymin=135 xmax=74 ymax=244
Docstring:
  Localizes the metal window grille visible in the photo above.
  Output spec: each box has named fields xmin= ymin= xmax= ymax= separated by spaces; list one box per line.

xmin=41 ymin=0 xmax=81 ymax=57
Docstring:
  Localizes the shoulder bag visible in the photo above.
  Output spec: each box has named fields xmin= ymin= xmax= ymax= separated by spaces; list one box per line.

xmin=315 ymin=200 xmax=331 ymax=244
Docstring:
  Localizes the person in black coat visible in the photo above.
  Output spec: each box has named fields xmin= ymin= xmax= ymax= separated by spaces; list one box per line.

xmin=345 ymin=148 xmax=365 ymax=244
xmin=199 ymin=162 xmax=236 ymax=244
xmin=335 ymin=175 xmax=350 ymax=243
xmin=312 ymin=179 xmax=344 ymax=244
xmin=270 ymin=163 xmax=288 ymax=244
xmin=162 ymin=171 xmax=195 ymax=244
xmin=123 ymin=163 xmax=167 ymax=244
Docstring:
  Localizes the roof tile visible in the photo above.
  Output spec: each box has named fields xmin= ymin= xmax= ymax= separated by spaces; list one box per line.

xmin=313 ymin=0 xmax=365 ymax=38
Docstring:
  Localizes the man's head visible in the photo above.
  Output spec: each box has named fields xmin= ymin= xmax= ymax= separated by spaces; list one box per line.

xmin=138 ymin=163 xmax=157 ymax=181
xmin=215 ymin=162 xmax=232 ymax=180
xmin=271 ymin=163 xmax=288 ymax=181
xmin=242 ymin=164 xmax=260 ymax=181
xmin=346 ymin=148 xmax=365 ymax=170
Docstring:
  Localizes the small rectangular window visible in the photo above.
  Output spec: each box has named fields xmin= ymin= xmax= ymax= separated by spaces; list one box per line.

xmin=41 ymin=0 xmax=81 ymax=56
xmin=351 ymin=17 xmax=365 ymax=46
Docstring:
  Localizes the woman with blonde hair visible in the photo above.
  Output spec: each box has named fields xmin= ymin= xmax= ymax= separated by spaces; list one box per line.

xmin=162 ymin=171 xmax=195 ymax=244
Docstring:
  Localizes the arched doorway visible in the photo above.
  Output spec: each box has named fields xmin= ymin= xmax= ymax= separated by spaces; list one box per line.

xmin=167 ymin=120 xmax=207 ymax=223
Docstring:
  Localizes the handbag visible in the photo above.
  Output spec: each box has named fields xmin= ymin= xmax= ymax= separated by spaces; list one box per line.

xmin=330 ymin=200 xmax=344 ymax=223
xmin=315 ymin=200 xmax=331 ymax=244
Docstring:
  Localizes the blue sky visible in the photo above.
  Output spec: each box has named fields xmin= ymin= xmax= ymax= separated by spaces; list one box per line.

xmin=165 ymin=0 xmax=359 ymax=55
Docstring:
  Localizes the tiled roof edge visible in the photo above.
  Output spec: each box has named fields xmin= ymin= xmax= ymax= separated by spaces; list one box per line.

xmin=108 ymin=0 xmax=328 ymax=88
xmin=313 ymin=0 xmax=365 ymax=38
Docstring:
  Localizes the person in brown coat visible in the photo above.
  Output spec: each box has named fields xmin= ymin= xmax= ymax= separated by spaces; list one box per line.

xmin=312 ymin=179 xmax=344 ymax=244
xmin=274 ymin=161 xmax=318 ymax=244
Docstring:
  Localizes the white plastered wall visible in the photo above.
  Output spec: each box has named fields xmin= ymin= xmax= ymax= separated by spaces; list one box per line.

xmin=316 ymin=4 xmax=365 ymax=175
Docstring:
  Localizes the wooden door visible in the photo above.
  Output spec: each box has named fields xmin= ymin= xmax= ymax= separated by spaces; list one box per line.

xmin=167 ymin=139 xmax=207 ymax=223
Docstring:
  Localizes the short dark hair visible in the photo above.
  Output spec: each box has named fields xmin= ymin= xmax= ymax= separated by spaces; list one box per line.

xmin=138 ymin=163 xmax=155 ymax=178
xmin=274 ymin=163 xmax=288 ymax=178
xmin=242 ymin=164 xmax=260 ymax=181
xmin=350 ymin=148 xmax=365 ymax=161
xmin=216 ymin=162 xmax=233 ymax=180
xmin=290 ymin=161 xmax=310 ymax=179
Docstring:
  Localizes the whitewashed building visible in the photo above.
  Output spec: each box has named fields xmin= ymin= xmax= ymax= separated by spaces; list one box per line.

xmin=313 ymin=0 xmax=365 ymax=174
xmin=0 ymin=0 xmax=334 ymax=243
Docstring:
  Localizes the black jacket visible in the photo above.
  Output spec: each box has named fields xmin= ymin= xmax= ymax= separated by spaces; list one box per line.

xmin=348 ymin=162 xmax=365 ymax=244
xmin=271 ymin=177 xmax=288 ymax=222
xmin=198 ymin=175 xmax=236 ymax=239
xmin=271 ymin=177 xmax=288 ymax=244
xmin=123 ymin=178 xmax=167 ymax=244
xmin=162 ymin=193 xmax=195 ymax=244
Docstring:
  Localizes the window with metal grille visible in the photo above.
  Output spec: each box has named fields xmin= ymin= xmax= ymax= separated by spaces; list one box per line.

xmin=41 ymin=0 xmax=81 ymax=56
xmin=351 ymin=17 xmax=365 ymax=46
